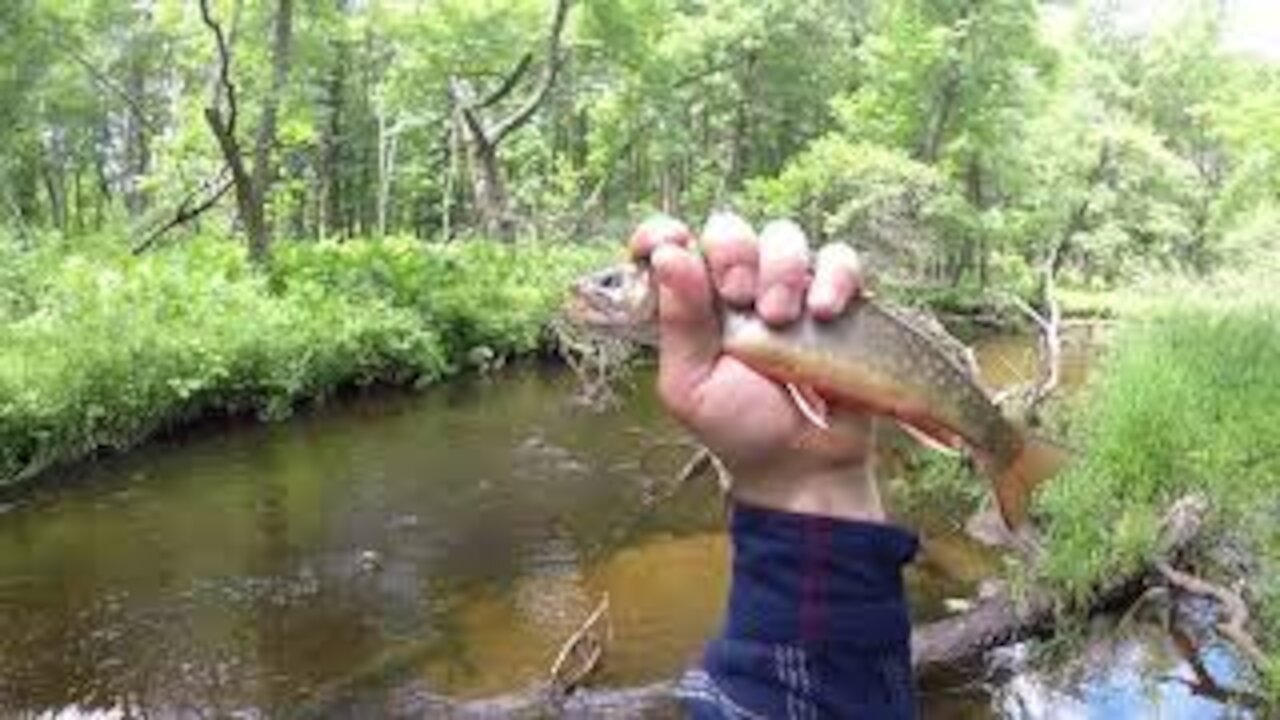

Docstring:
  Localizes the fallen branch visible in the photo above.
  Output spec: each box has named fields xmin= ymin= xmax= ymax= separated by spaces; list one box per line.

xmin=132 ymin=168 xmax=234 ymax=254
xmin=549 ymin=594 xmax=613 ymax=693
xmin=915 ymin=493 xmax=1205 ymax=671
xmin=1156 ymin=560 xmax=1269 ymax=673
xmin=993 ymin=273 xmax=1062 ymax=424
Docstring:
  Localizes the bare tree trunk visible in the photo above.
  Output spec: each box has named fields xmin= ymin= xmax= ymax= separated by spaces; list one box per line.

xmin=319 ymin=34 xmax=348 ymax=240
xmin=124 ymin=53 xmax=151 ymax=216
xmin=42 ymin=164 xmax=67 ymax=232
xmin=247 ymin=0 xmax=295 ymax=259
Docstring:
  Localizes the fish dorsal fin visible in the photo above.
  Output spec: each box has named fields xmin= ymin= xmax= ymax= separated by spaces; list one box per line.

xmin=786 ymin=382 xmax=830 ymax=430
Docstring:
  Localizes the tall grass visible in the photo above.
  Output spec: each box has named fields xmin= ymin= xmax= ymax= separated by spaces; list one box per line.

xmin=0 ymin=235 xmax=610 ymax=488
xmin=1037 ymin=273 xmax=1280 ymax=692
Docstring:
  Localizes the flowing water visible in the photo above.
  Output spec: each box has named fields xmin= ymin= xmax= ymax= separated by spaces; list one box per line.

xmin=0 ymin=328 xmax=1254 ymax=718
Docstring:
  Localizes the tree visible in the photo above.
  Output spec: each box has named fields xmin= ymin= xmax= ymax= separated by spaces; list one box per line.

xmin=447 ymin=0 xmax=571 ymax=238
xmin=198 ymin=0 xmax=295 ymax=262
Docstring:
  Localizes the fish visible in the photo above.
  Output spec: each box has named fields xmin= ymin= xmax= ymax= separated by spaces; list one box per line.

xmin=565 ymin=262 xmax=1068 ymax=532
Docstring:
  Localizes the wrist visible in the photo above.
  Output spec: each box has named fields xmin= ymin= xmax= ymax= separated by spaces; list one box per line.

xmin=730 ymin=460 xmax=887 ymax=524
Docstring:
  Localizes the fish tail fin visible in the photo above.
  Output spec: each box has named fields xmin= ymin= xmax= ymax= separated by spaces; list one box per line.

xmin=994 ymin=435 xmax=1070 ymax=531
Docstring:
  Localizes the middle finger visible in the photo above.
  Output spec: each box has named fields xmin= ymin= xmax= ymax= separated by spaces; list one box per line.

xmin=757 ymin=219 xmax=813 ymax=326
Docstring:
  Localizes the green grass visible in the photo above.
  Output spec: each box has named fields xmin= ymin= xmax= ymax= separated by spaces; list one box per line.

xmin=1035 ymin=272 xmax=1280 ymax=695
xmin=0 ymin=234 xmax=611 ymax=488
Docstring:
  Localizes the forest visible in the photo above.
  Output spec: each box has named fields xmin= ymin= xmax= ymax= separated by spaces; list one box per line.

xmin=2 ymin=0 xmax=1280 ymax=715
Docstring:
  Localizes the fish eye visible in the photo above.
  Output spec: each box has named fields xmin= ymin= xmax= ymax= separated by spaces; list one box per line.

xmin=600 ymin=271 xmax=622 ymax=289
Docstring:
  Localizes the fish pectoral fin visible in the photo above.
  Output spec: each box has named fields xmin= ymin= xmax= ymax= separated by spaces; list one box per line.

xmin=786 ymin=383 xmax=830 ymax=431
xmin=896 ymin=420 xmax=962 ymax=457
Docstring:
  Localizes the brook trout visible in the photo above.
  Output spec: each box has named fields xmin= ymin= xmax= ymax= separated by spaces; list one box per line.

xmin=566 ymin=262 xmax=1067 ymax=532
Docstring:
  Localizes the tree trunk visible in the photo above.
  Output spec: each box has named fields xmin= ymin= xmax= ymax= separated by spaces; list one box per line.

xmin=447 ymin=0 xmax=570 ymax=240
xmin=469 ymin=137 xmax=514 ymax=237
xmin=319 ymin=34 xmax=348 ymax=240
xmin=124 ymin=52 xmax=151 ymax=217
xmin=245 ymin=0 xmax=295 ymax=260
xmin=42 ymin=164 xmax=67 ymax=232
xmin=919 ymin=71 xmax=958 ymax=164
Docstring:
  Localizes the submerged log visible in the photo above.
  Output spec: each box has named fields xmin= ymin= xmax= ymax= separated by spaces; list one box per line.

xmin=316 ymin=496 xmax=1208 ymax=719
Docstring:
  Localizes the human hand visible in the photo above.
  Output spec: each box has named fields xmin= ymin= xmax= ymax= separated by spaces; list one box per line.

xmin=630 ymin=212 xmax=885 ymax=522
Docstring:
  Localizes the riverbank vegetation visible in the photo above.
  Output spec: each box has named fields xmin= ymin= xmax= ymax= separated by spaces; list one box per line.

xmin=0 ymin=236 xmax=606 ymax=487
xmin=1037 ymin=268 xmax=1280 ymax=696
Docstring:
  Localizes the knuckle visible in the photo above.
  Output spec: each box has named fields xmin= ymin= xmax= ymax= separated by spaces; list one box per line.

xmin=816 ymin=241 xmax=861 ymax=271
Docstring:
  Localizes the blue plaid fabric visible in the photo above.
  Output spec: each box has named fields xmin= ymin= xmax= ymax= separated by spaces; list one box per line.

xmin=676 ymin=502 xmax=919 ymax=719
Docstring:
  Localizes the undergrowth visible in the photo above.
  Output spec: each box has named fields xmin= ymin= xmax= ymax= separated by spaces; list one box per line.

xmin=1035 ymin=273 xmax=1280 ymax=697
xmin=0 ymin=234 xmax=610 ymax=488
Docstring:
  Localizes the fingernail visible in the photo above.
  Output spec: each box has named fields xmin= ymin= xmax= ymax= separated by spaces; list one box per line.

xmin=704 ymin=211 xmax=750 ymax=240
xmin=760 ymin=285 xmax=802 ymax=325
xmin=721 ymin=265 xmax=756 ymax=305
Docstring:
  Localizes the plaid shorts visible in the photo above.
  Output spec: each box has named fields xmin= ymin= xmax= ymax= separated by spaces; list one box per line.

xmin=675 ymin=503 xmax=919 ymax=719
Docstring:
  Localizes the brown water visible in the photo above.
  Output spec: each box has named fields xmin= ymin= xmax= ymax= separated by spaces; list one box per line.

xmin=0 ymin=330 xmax=1254 ymax=718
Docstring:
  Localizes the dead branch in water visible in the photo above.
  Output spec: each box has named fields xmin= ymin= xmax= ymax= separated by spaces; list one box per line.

xmin=1156 ymin=560 xmax=1269 ymax=674
xmin=549 ymin=593 xmax=613 ymax=693
xmin=993 ymin=272 xmax=1062 ymax=425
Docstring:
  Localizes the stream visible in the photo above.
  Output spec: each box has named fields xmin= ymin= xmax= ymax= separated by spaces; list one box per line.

xmin=0 ymin=328 xmax=1255 ymax=718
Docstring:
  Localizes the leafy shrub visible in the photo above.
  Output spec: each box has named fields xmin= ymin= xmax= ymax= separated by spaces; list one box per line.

xmin=270 ymin=237 xmax=612 ymax=364
xmin=0 ymin=235 xmax=609 ymax=487
xmin=743 ymin=136 xmax=973 ymax=283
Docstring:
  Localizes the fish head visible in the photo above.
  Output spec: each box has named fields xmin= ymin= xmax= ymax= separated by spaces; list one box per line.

xmin=565 ymin=263 xmax=660 ymax=345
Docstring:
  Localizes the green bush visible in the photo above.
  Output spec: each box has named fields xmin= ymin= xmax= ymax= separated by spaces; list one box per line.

xmin=743 ymin=137 xmax=970 ymax=283
xmin=1037 ymin=277 xmax=1280 ymax=694
xmin=270 ymin=237 xmax=611 ymax=363
xmin=0 ymin=235 xmax=610 ymax=487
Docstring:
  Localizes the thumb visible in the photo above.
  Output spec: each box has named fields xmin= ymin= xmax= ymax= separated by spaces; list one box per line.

xmin=651 ymin=243 xmax=721 ymax=417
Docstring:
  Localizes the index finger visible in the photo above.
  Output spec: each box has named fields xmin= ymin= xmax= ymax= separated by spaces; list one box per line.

xmin=629 ymin=215 xmax=695 ymax=261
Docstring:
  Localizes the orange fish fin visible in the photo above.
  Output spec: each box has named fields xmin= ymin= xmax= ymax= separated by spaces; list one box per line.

xmin=994 ymin=434 xmax=1070 ymax=531
xmin=896 ymin=420 xmax=961 ymax=457
xmin=786 ymin=382 xmax=830 ymax=431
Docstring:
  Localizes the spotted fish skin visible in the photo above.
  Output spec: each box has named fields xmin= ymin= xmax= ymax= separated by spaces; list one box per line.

xmin=567 ymin=263 xmax=1066 ymax=530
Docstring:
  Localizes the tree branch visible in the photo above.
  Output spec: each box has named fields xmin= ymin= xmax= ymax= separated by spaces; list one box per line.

xmin=132 ymin=169 xmax=233 ymax=254
xmin=479 ymin=52 xmax=535 ymax=110
xmin=198 ymin=0 xmax=237 ymax=136
xmin=489 ymin=0 xmax=572 ymax=146
xmin=448 ymin=78 xmax=492 ymax=144
xmin=58 ymin=41 xmax=162 ymax=136
xmin=1157 ymin=560 xmax=1269 ymax=673
xmin=548 ymin=594 xmax=612 ymax=693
